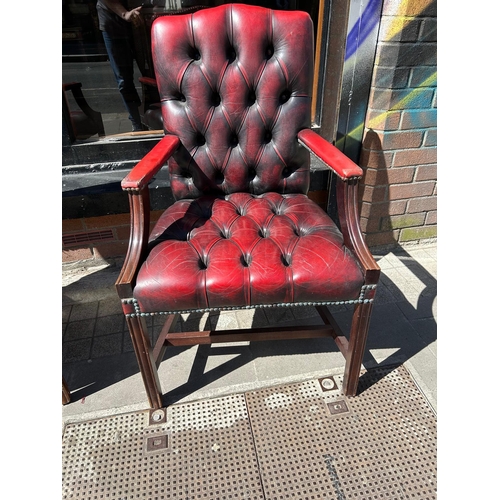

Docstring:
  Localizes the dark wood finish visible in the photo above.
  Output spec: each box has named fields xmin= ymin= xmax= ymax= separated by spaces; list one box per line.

xmin=163 ymin=324 xmax=338 ymax=347
xmin=315 ymin=305 xmax=349 ymax=357
xmin=337 ymin=179 xmax=381 ymax=284
xmin=62 ymin=377 xmax=71 ymax=405
xmin=125 ymin=315 xmax=163 ymax=409
xmin=342 ymin=301 xmax=375 ymax=397
xmin=115 ymin=190 xmax=151 ymax=299
xmin=153 ymin=314 xmax=179 ymax=368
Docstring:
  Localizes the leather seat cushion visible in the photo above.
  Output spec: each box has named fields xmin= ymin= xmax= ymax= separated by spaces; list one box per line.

xmin=133 ymin=192 xmax=365 ymax=313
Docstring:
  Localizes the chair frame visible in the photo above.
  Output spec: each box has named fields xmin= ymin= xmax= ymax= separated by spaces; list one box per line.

xmin=115 ymin=132 xmax=380 ymax=410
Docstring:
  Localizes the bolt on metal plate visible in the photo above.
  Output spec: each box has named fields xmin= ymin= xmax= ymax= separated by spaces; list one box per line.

xmin=327 ymin=399 xmax=349 ymax=415
xmin=144 ymin=433 xmax=169 ymax=454
xmin=318 ymin=376 xmax=338 ymax=391
xmin=148 ymin=407 xmax=167 ymax=425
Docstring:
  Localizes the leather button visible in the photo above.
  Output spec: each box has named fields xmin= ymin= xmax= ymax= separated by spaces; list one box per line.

xmin=215 ymin=171 xmax=224 ymax=184
xmin=190 ymin=47 xmax=201 ymax=61
xmin=230 ymin=133 xmax=238 ymax=146
xmin=212 ymin=92 xmax=221 ymax=107
xmin=195 ymin=133 xmax=206 ymax=146
xmin=265 ymin=44 xmax=274 ymax=59
xmin=248 ymin=91 xmax=256 ymax=106
xmin=241 ymin=255 xmax=251 ymax=267
xmin=280 ymin=90 xmax=291 ymax=104
xmin=264 ymin=130 xmax=272 ymax=143
xmin=227 ymin=47 xmax=236 ymax=63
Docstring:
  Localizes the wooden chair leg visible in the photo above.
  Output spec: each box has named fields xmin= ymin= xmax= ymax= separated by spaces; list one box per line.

xmin=342 ymin=301 xmax=374 ymax=396
xmin=125 ymin=315 xmax=163 ymax=409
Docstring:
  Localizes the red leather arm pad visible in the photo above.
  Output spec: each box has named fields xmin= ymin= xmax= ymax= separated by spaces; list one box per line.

xmin=297 ymin=129 xmax=363 ymax=180
xmin=121 ymin=135 xmax=180 ymax=191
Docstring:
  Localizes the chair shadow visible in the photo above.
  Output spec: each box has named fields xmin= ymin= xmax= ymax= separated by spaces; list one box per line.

xmin=160 ymin=246 xmax=436 ymax=406
xmin=62 ymin=241 xmax=436 ymax=409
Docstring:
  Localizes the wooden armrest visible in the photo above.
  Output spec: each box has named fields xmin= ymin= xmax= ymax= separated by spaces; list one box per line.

xmin=122 ymin=135 xmax=181 ymax=191
xmin=297 ymin=129 xmax=363 ymax=180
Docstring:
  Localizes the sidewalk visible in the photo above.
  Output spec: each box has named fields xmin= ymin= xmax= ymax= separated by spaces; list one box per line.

xmin=62 ymin=241 xmax=437 ymax=423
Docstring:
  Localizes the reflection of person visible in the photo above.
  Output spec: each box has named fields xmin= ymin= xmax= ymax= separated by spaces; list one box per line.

xmin=96 ymin=1 xmax=144 ymax=131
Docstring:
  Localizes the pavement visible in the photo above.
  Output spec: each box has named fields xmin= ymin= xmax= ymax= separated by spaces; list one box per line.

xmin=62 ymin=241 xmax=437 ymax=425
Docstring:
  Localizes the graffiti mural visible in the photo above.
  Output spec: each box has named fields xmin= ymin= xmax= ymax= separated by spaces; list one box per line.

xmin=336 ymin=0 xmax=437 ymax=161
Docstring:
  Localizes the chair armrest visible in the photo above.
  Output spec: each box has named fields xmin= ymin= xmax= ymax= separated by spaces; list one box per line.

xmin=139 ymin=76 xmax=158 ymax=88
xmin=122 ymin=134 xmax=180 ymax=191
xmin=297 ymin=129 xmax=363 ymax=180
xmin=297 ymin=130 xmax=379 ymax=280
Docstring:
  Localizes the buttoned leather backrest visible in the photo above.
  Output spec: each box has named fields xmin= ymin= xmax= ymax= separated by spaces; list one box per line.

xmin=151 ymin=4 xmax=314 ymax=200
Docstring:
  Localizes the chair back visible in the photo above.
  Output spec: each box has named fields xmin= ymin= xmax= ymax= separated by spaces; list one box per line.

xmin=151 ymin=4 xmax=314 ymax=200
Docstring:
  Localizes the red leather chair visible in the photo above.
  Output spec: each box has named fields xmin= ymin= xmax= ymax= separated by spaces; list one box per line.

xmin=116 ymin=3 xmax=380 ymax=410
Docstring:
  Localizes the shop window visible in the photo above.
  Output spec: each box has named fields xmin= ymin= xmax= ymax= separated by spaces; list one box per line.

xmin=62 ymin=0 xmax=349 ymax=165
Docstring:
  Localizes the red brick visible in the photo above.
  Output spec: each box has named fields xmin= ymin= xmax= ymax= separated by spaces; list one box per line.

xmin=381 ymin=213 xmax=425 ymax=231
xmin=359 ymin=149 xmax=393 ymax=169
xmin=84 ymin=213 xmax=130 ymax=230
xmin=415 ymin=164 xmax=437 ymax=181
xmin=93 ymin=241 xmax=129 ymax=259
xmin=363 ymin=166 xmax=415 ymax=186
xmin=359 ymin=185 xmax=387 ymax=203
xmin=365 ymin=109 xmax=402 ymax=130
xmin=62 ymin=247 xmax=93 ymax=263
xmin=425 ymin=211 xmax=437 ymax=224
xmin=393 ymin=148 xmax=437 ymax=167
xmin=360 ymin=216 xmax=382 ymax=233
xmin=423 ymin=129 xmax=437 ymax=147
xmin=115 ymin=226 xmax=131 ymax=242
xmin=365 ymin=130 xmax=423 ymax=151
xmin=366 ymin=231 xmax=400 ymax=248
xmin=407 ymin=196 xmax=437 ymax=213
xmin=388 ymin=181 xmax=435 ymax=200
xmin=360 ymin=200 xmax=407 ymax=219
xmin=62 ymin=218 xmax=84 ymax=233
xmin=400 ymin=109 xmax=437 ymax=129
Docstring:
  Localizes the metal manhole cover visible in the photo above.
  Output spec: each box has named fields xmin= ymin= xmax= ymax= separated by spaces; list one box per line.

xmin=62 ymin=365 xmax=436 ymax=499
xmin=245 ymin=365 xmax=436 ymax=499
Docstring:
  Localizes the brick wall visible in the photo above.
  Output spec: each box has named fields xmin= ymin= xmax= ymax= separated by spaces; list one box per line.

xmin=63 ymin=211 xmax=162 ymax=265
xmin=358 ymin=0 xmax=437 ymax=248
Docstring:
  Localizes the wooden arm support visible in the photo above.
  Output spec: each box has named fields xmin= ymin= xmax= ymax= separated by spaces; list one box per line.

xmin=297 ymin=129 xmax=379 ymax=281
xmin=116 ymin=135 xmax=181 ymax=297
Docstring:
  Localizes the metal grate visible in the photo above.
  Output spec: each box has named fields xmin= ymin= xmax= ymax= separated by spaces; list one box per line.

xmin=62 ymin=229 xmax=115 ymax=248
xmin=62 ymin=366 xmax=436 ymax=499
xmin=62 ymin=395 xmax=264 ymax=499
xmin=246 ymin=366 xmax=437 ymax=500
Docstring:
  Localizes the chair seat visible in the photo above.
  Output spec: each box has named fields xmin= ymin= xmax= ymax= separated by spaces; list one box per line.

xmin=133 ymin=192 xmax=365 ymax=314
